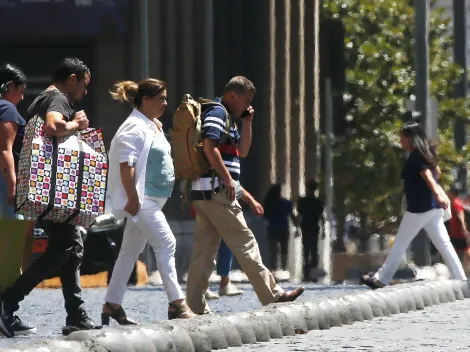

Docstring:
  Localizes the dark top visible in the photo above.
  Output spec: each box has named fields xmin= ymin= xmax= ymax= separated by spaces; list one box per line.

xmin=401 ymin=149 xmax=438 ymax=213
xmin=0 ymin=99 xmax=26 ymax=168
xmin=297 ymin=196 xmax=324 ymax=231
xmin=264 ymin=198 xmax=293 ymax=232
xmin=26 ymin=89 xmax=75 ymax=123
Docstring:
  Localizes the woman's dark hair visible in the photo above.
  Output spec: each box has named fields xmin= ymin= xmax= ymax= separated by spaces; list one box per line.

xmin=400 ymin=121 xmax=437 ymax=167
xmin=263 ymin=183 xmax=282 ymax=216
xmin=53 ymin=57 xmax=90 ymax=83
xmin=110 ymin=79 xmax=167 ymax=107
xmin=0 ymin=63 xmax=27 ymax=97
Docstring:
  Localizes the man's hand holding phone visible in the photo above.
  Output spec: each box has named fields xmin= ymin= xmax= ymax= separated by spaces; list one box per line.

xmin=241 ymin=106 xmax=254 ymax=123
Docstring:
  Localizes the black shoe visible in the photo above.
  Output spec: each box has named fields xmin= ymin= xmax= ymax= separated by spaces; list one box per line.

xmin=62 ymin=310 xmax=102 ymax=336
xmin=0 ymin=299 xmax=14 ymax=338
xmin=11 ymin=316 xmax=36 ymax=336
xmin=361 ymin=275 xmax=385 ymax=290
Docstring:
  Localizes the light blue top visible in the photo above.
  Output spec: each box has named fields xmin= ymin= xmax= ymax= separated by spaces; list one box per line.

xmin=145 ymin=131 xmax=175 ymax=199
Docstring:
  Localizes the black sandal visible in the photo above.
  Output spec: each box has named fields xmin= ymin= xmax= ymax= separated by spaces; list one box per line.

xmin=168 ymin=301 xmax=197 ymax=320
xmin=101 ymin=302 xmax=137 ymax=326
xmin=360 ymin=275 xmax=385 ymax=290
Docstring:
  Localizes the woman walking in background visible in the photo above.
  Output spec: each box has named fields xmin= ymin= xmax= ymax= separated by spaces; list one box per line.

xmin=103 ymin=79 xmax=195 ymax=324
xmin=263 ymin=183 xmax=298 ymax=271
xmin=362 ymin=121 xmax=466 ymax=289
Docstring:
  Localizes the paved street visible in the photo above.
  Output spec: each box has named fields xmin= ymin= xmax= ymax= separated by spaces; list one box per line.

xmin=226 ymin=293 xmax=470 ymax=352
xmin=3 ymin=281 xmax=469 ymax=351
xmin=0 ymin=283 xmax=364 ymax=349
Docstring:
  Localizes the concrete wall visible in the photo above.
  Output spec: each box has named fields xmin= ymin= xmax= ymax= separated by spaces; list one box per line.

xmin=211 ymin=0 xmax=319 ymax=201
xmin=122 ymin=0 xmax=320 ymax=206
xmin=92 ymin=16 xmax=129 ymax=146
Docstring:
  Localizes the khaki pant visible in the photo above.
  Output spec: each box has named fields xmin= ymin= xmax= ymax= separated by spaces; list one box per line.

xmin=186 ymin=192 xmax=283 ymax=314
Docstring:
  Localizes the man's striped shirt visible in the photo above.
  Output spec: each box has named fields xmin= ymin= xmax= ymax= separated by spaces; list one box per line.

xmin=191 ymin=98 xmax=240 ymax=200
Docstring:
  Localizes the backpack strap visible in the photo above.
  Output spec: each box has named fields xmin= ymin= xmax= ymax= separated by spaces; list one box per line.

xmin=180 ymin=179 xmax=192 ymax=209
xmin=199 ymin=98 xmax=233 ymax=145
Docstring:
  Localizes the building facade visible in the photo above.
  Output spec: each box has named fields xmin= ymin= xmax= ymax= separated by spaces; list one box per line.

xmin=0 ymin=0 xmax=321 ymax=219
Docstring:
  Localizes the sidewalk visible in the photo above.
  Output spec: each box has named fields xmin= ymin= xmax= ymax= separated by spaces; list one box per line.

xmin=225 ymin=295 xmax=470 ymax=352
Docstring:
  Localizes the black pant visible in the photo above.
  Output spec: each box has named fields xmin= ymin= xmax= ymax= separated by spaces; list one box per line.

xmin=267 ymin=228 xmax=289 ymax=270
xmin=3 ymin=220 xmax=84 ymax=316
xmin=302 ymin=226 xmax=319 ymax=280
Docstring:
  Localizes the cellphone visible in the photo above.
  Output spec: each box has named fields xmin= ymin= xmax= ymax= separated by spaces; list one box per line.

xmin=241 ymin=109 xmax=250 ymax=118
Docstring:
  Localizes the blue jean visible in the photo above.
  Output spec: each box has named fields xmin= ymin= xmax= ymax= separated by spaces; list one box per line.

xmin=214 ymin=182 xmax=241 ymax=277
xmin=0 ymin=172 xmax=17 ymax=219
xmin=216 ymin=239 xmax=233 ymax=277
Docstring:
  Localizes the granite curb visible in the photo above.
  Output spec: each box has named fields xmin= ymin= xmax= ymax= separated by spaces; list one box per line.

xmin=3 ymin=279 xmax=469 ymax=352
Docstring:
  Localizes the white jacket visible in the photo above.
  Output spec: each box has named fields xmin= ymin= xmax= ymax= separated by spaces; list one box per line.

xmin=106 ymin=108 xmax=161 ymax=221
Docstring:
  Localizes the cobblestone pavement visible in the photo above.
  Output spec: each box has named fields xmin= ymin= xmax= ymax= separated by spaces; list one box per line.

xmin=0 ymin=283 xmax=364 ymax=349
xmin=226 ymin=294 xmax=470 ymax=352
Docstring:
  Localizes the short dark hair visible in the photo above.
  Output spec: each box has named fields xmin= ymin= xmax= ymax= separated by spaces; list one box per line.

xmin=53 ymin=57 xmax=90 ymax=83
xmin=224 ymin=76 xmax=256 ymax=95
xmin=307 ymin=179 xmax=318 ymax=192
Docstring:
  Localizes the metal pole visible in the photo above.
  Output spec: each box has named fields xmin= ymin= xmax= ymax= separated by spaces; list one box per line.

xmin=313 ymin=0 xmax=321 ymax=178
xmin=453 ymin=0 xmax=467 ymax=192
xmin=325 ymin=79 xmax=334 ymax=228
xmin=413 ymin=0 xmax=431 ymax=266
xmin=203 ymin=0 xmax=215 ymax=98
xmin=139 ymin=0 xmax=153 ymax=274
xmin=140 ymin=0 xmax=149 ymax=79
xmin=319 ymin=77 xmax=333 ymax=284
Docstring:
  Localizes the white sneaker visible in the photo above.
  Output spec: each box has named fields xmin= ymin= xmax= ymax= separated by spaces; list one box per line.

xmin=219 ymin=283 xmax=243 ymax=296
xmin=203 ymin=305 xmax=214 ymax=315
xmin=205 ymin=289 xmax=219 ymax=300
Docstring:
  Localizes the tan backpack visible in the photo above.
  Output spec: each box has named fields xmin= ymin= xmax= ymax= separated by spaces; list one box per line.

xmin=171 ymin=94 xmax=231 ymax=181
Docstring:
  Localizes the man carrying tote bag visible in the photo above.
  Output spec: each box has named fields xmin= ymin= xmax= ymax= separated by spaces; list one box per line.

xmin=0 ymin=58 xmax=100 ymax=338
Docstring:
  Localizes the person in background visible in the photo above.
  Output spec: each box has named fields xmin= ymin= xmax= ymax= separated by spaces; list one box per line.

xmin=297 ymin=179 xmax=324 ymax=281
xmin=362 ymin=121 xmax=466 ymax=289
xmin=0 ymin=63 xmax=26 ymax=219
xmin=204 ymin=240 xmax=243 ymax=299
xmin=0 ymin=63 xmax=37 ymax=337
xmin=263 ymin=183 xmax=298 ymax=271
xmin=104 ymin=79 xmax=195 ymax=324
xmin=448 ymin=186 xmax=470 ymax=263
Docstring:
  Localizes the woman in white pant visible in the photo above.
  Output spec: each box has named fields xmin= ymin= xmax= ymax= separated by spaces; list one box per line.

xmin=362 ymin=121 xmax=466 ymax=289
xmin=102 ymin=79 xmax=195 ymax=324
